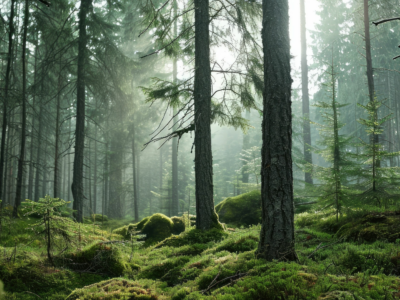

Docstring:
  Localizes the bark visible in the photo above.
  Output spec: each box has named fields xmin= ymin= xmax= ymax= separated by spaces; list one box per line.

xmin=257 ymin=0 xmax=297 ymax=261
xmin=0 ymin=0 xmax=16 ymax=202
xmin=194 ymin=0 xmax=221 ymax=230
xmin=132 ymin=128 xmax=139 ymax=222
xmin=72 ymin=0 xmax=91 ymax=222
xmin=300 ymin=0 xmax=313 ymax=185
xmin=13 ymin=0 xmax=30 ymax=217
xmin=364 ymin=0 xmax=375 ymax=104
xmin=53 ymin=59 xmax=62 ymax=198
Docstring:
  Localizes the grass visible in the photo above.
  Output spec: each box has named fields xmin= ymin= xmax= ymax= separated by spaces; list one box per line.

xmin=1 ymin=207 xmax=400 ymax=299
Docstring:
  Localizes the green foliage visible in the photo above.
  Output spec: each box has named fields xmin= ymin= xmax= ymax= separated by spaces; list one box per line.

xmin=66 ymin=278 xmax=158 ymax=300
xmin=215 ymin=190 xmax=261 ymax=227
xmin=351 ymin=99 xmax=400 ymax=206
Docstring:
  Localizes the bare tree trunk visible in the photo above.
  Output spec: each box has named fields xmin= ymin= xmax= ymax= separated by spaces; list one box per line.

xmin=257 ymin=0 xmax=297 ymax=261
xmin=194 ymin=0 xmax=221 ymax=230
xmin=93 ymin=122 xmax=97 ymax=213
xmin=72 ymin=0 xmax=91 ymax=222
xmin=53 ymin=59 xmax=62 ymax=198
xmin=241 ymin=110 xmax=251 ymax=187
xmin=0 ymin=0 xmax=16 ymax=202
xmin=104 ymin=142 xmax=109 ymax=215
xmin=13 ymin=0 xmax=29 ymax=217
xmin=28 ymin=43 xmax=37 ymax=202
xmin=132 ymin=128 xmax=139 ymax=222
xmin=300 ymin=0 xmax=313 ymax=185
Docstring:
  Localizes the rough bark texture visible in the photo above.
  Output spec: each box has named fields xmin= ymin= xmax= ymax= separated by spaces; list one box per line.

xmin=13 ymin=0 xmax=29 ymax=217
xmin=194 ymin=0 xmax=221 ymax=230
xmin=72 ymin=0 xmax=91 ymax=222
xmin=0 ymin=0 xmax=16 ymax=203
xmin=257 ymin=0 xmax=297 ymax=261
xmin=300 ymin=0 xmax=313 ymax=185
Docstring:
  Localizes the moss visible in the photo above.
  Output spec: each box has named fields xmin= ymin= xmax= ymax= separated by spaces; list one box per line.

xmin=141 ymin=213 xmax=174 ymax=246
xmin=171 ymin=217 xmax=185 ymax=235
xmin=136 ymin=216 xmax=150 ymax=231
xmin=84 ymin=214 xmax=108 ymax=223
xmin=113 ymin=223 xmax=137 ymax=239
xmin=215 ymin=190 xmax=261 ymax=227
xmin=335 ymin=214 xmax=400 ymax=242
xmin=66 ymin=278 xmax=158 ymax=300
xmin=156 ymin=228 xmax=228 ymax=248
xmin=317 ymin=291 xmax=359 ymax=299
xmin=63 ymin=242 xmax=134 ymax=276
xmin=215 ymin=235 xmax=259 ymax=253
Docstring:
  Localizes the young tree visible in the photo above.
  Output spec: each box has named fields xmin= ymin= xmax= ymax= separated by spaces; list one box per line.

xmin=257 ymin=0 xmax=297 ymax=261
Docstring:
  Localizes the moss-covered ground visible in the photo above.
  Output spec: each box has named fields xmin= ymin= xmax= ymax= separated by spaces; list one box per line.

xmin=1 ymin=207 xmax=400 ymax=299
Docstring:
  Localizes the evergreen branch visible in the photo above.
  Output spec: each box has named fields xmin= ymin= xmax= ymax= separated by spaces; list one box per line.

xmin=37 ymin=0 xmax=50 ymax=7
xmin=138 ymin=0 xmax=172 ymax=37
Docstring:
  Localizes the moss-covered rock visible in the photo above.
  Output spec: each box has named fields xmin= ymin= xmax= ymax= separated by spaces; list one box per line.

xmin=141 ymin=213 xmax=174 ymax=245
xmin=171 ymin=217 xmax=185 ymax=235
xmin=113 ymin=223 xmax=137 ymax=239
xmin=215 ymin=190 xmax=261 ymax=227
xmin=66 ymin=278 xmax=158 ymax=300
xmin=63 ymin=242 xmax=137 ymax=276
xmin=335 ymin=213 xmax=400 ymax=242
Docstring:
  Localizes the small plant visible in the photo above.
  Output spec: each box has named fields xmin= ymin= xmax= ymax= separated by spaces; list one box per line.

xmin=24 ymin=195 xmax=72 ymax=265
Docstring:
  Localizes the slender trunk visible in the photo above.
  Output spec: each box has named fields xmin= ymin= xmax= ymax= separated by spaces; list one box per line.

xmin=53 ymin=59 xmax=62 ymax=198
xmin=193 ymin=0 xmax=221 ymax=230
xmin=93 ymin=123 xmax=97 ymax=213
xmin=241 ymin=110 xmax=251 ymax=187
xmin=364 ymin=0 xmax=375 ymax=104
xmin=104 ymin=142 xmax=109 ymax=215
xmin=132 ymin=129 xmax=139 ymax=222
xmin=257 ymin=0 xmax=297 ymax=261
xmin=300 ymin=0 xmax=313 ymax=185
xmin=13 ymin=0 xmax=30 ymax=217
xmin=68 ymin=117 xmax=71 ymax=203
xmin=28 ymin=44 xmax=38 ymax=201
xmin=0 ymin=0 xmax=16 ymax=202
xmin=72 ymin=0 xmax=91 ymax=222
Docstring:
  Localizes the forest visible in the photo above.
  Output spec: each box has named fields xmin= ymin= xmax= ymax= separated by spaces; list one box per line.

xmin=1 ymin=0 xmax=400 ymax=299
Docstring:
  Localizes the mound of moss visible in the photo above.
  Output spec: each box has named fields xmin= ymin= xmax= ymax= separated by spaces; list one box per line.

xmin=156 ymin=228 xmax=228 ymax=248
xmin=66 ymin=278 xmax=158 ymax=300
xmin=84 ymin=214 xmax=109 ymax=224
xmin=113 ymin=214 xmax=185 ymax=244
xmin=215 ymin=235 xmax=259 ymax=253
xmin=63 ymin=242 xmax=138 ymax=276
xmin=335 ymin=213 xmax=400 ymax=242
xmin=215 ymin=190 xmax=261 ymax=227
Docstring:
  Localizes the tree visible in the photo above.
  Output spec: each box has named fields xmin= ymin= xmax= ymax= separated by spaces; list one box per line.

xmin=72 ymin=0 xmax=91 ymax=222
xmin=300 ymin=0 xmax=313 ymax=185
xmin=13 ymin=0 xmax=30 ymax=217
xmin=257 ymin=0 xmax=297 ymax=261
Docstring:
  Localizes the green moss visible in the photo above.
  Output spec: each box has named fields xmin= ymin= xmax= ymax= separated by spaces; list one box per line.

xmin=141 ymin=213 xmax=174 ymax=246
xmin=215 ymin=190 xmax=261 ymax=227
xmin=156 ymin=228 xmax=228 ymax=248
xmin=136 ymin=216 xmax=150 ymax=231
xmin=317 ymin=291 xmax=358 ymax=299
xmin=113 ymin=223 xmax=137 ymax=239
xmin=335 ymin=214 xmax=400 ymax=242
xmin=171 ymin=217 xmax=185 ymax=235
xmin=63 ymin=242 xmax=134 ymax=276
xmin=215 ymin=235 xmax=259 ymax=253
xmin=84 ymin=214 xmax=108 ymax=223
xmin=66 ymin=278 xmax=158 ymax=300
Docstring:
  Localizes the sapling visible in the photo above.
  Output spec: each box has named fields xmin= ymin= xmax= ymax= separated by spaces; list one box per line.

xmin=24 ymin=195 xmax=71 ymax=265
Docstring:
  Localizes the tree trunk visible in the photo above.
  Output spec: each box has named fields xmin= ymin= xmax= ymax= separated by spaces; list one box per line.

xmin=132 ymin=129 xmax=139 ymax=222
xmin=72 ymin=0 xmax=91 ymax=222
xmin=34 ymin=81 xmax=45 ymax=202
xmin=0 ymin=0 xmax=16 ymax=203
xmin=93 ymin=123 xmax=97 ymax=213
xmin=194 ymin=0 xmax=221 ymax=230
xmin=13 ymin=0 xmax=29 ymax=217
xmin=53 ymin=58 xmax=62 ymax=198
xmin=300 ymin=0 xmax=313 ymax=185
xmin=257 ymin=0 xmax=297 ymax=261
xmin=364 ymin=0 xmax=375 ymax=104
xmin=241 ymin=110 xmax=251 ymax=186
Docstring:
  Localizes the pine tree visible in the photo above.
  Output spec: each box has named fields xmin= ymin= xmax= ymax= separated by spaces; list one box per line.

xmin=311 ymin=61 xmax=355 ymax=221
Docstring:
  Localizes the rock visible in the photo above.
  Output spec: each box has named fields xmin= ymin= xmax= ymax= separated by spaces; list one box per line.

xmin=66 ymin=278 xmax=157 ymax=300
xmin=215 ymin=190 xmax=261 ymax=227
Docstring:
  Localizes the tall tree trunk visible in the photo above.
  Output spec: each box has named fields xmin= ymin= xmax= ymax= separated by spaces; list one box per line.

xmin=28 ymin=43 xmax=38 ymax=201
xmin=241 ymin=110 xmax=251 ymax=187
xmin=13 ymin=0 xmax=29 ymax=217
xmin=54 ymin=59 xmax=62 ymax=198
xmin=300 ymin=0 xmax=313 ymax=185
xmin=104 ymin=142 xmax=109 ymax=216
xmin=194 ymin=0 xmax=221 ymax=230
xmin=132 ymin=129 xmax=139 ymax=222
xmin=93 ymin=122 xmax=97 ymax=213
xmin=72 ymin=0 xmax=91 ymax=222
xmin=257 ymin=0 xmax=297 ymax=261
xmin=363 ymin=0 xmax=378 ymax=191
xmin=0 ymin=0 xmax=16 ymax=202
xmin=68 ymin=117 xmax=71 ymax=203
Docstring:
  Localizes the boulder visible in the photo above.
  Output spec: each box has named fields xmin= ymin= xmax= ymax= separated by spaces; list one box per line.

xmin=215 ymin=190 xmax=261 ymax=227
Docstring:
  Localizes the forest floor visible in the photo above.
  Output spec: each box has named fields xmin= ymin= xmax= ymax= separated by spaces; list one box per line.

xmin=1 ymin=207 xmax=400 ymax=299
